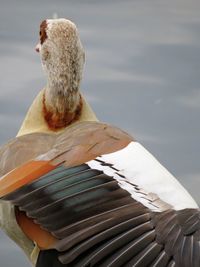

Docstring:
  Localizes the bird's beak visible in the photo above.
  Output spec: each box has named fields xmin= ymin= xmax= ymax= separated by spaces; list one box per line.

xmin=35 ymin=43 xmax=41 ymax=53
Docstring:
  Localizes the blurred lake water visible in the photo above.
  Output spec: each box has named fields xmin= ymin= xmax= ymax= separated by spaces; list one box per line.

xmin=0 ymin=0 xmax=200 ymax=266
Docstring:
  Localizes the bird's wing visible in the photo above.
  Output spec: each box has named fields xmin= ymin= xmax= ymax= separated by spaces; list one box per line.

xmin=0 ymin=121 xmax=199 ymax=267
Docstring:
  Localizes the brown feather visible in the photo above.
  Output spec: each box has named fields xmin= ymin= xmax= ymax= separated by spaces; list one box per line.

xmin=2 ymin=122 xmax=200 ymax=266
xmin=42 ymin=92 xmax=83 ymax=131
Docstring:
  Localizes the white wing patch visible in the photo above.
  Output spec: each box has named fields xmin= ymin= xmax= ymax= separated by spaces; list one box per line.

xmin=87 ymin=142 xmax=198 ymax=211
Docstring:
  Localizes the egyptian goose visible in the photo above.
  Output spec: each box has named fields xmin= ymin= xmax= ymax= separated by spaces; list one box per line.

xmin=0 ymin=18 xmax=97 ymax=266
xmin=17 ymin=18 xmax=97 ymax=137
xmin=0 ymin=19 xmax=199 ymax=267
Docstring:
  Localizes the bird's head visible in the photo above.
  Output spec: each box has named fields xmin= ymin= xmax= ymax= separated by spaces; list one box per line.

xmin=35 ymin=18 xmax=85 ymax=92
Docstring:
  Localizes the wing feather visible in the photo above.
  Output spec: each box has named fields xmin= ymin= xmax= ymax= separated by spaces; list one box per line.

xmin=0 ymin=121 xmax=200 ymax=266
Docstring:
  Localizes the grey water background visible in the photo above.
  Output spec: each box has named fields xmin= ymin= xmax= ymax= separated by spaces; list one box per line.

xmin=0 ymin=0 xmax=200 ymax=266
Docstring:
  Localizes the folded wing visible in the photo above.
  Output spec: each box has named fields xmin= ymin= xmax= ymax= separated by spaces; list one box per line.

xmin=0 ymin=121 xmax=199 ymax=267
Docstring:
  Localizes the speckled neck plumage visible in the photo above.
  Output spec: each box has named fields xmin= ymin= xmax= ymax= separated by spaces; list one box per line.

xmin=38 ymin=18 xmax=85 ymax=130
xmin=42 ymin=90 xmax=83 ymax=130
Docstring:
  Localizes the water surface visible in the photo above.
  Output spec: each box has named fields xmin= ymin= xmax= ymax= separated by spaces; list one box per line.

xmin=0 ymin=1 xmax=200 ymax=266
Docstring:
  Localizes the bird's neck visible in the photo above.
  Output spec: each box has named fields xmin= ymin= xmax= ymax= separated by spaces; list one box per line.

xmin=43 ymin=76 xmax=82 ymax=130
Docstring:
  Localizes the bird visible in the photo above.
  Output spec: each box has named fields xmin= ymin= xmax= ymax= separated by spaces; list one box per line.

xmin=0 ymin=18 xmax=98 ymax=266
xmin=18 ymin=18 xmax=97 ymax=137
xmin=0 ymin=18 xmax=200 ymax=267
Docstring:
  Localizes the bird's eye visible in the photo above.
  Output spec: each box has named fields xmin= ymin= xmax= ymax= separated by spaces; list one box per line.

xmin=39 ymin=20 xmax=48 ymax=45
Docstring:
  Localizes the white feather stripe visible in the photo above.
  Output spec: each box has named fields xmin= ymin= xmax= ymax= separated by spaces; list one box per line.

xmin=87 ymin=142 xmax=198 ymax=211
xmin=87 ymin=159 xmax=161 ymax=211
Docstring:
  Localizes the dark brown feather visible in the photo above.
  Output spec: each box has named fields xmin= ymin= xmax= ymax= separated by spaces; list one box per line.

xmin=149 ymin=251 xmax=170 ymax=267
xmin=1 ymin=122 xmax=200 ymax=266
